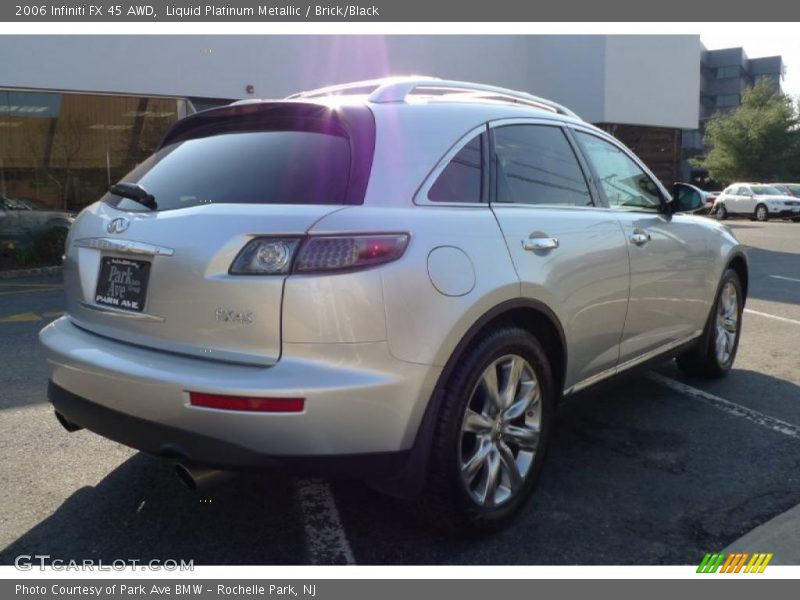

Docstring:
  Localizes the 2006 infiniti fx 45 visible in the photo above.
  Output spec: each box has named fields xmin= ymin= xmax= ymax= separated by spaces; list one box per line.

xmin=40 ymin=77 xmax=747 ymax=533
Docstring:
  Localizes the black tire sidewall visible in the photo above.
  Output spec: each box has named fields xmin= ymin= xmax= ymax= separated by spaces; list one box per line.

xmin=430 ymin=327 xmax=555 ymax=530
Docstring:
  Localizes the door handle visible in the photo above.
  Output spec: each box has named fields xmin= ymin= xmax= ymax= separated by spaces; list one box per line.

xmin=629 ymin=230 xmax=651 ymax=246
xmin=522 ymin=236 xmax=559 ymax=251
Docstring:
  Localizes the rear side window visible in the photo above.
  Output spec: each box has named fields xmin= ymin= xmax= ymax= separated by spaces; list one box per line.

xmin=428 ymin=134 xmax=483 ymax=203
xmin=493 ymin=125 xmax=592 ymax=206
xmin=105 ymin=130 xmax=351 ymax=211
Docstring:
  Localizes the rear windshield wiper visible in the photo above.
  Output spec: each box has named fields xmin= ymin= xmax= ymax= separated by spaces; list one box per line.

xmin=108 ymin=182 xmax=158 ymax=210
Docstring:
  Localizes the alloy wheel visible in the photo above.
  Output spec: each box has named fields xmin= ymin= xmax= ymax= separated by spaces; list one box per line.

xmin=756 ymin=205 xmax=768 ymax=221
xmin=715 ymin=281 xmax=739 ymax=366
xmin=458 ymin=354 xmax=541 ymax=507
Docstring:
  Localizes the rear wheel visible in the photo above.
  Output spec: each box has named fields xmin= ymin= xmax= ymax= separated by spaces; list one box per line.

xmin=755 ymin=204 xmax=769 ymax=222
xmin=676 ymin=268 xmax=743 ymax=378
xmin=416 ymin=326 xmax=554 ymax=534
xmin=716 ymin=203 xmax=728 ymax=220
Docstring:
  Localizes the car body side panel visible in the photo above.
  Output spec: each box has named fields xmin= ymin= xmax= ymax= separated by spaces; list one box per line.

xmin=307 ymin=205 xmax=522 ymax=368
xmin=491 ymin=205 xmax=630 ymax=389
xmin=615 ymin=212 xmax=713 ymax=361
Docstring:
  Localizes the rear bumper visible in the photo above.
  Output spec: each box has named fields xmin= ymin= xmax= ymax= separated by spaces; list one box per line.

xmin=48 ymin=381 xmax=410 ymax=476
xmin=40 ymin=317 xmax=440 ymax=469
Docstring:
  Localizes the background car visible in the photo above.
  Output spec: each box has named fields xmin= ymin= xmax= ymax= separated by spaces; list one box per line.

xmin=0 ymin=194 xmax=75 ymax=265
xmin=772 ymin=183 xmax=800 ymax=199
xmin=712 ymin=183 xmax=800 ymax=222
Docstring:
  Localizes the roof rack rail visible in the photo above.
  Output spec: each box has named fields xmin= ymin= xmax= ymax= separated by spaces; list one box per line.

xmin=286 ymin=76 xmax=579 ymax=119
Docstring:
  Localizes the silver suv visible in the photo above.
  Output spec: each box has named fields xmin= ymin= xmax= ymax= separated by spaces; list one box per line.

xmin=40 ymin=77 xmax=747 ymax=532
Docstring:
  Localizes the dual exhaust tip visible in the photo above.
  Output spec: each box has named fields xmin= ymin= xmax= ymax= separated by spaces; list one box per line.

xmin=54 ymin=410 xmax=235 ymax=492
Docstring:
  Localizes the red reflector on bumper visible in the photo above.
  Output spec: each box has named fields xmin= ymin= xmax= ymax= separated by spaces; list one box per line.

xmin=189 ymin=392 xmax=304 ymax=413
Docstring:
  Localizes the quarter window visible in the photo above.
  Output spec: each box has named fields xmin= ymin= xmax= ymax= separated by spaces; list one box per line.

xmin=492 ymin=125 xmax=592 ymax=206
xmin=575 ymin=132 xmax=662 ymax=212
xmin=428 ymin=134 xmax=483 ymax=203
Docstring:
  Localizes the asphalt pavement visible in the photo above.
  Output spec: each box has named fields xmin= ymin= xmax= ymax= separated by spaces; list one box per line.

xmin=0 ymin=220 xmax=798 ymax=566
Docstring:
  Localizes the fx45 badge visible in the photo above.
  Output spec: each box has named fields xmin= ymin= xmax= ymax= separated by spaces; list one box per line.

xmin=215 ymin=308 xmax=253 ymax=325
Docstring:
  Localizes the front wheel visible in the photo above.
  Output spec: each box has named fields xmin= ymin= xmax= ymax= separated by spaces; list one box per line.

xmin=716 ymin=203 xmax=729 ymax=220
xmin=416 ymin=326 xmax=554 ymax=534
xmin=676 ymin=268 xmax=743 ymax=378
xmin=755 ymin=204 xmax=769 ymax=222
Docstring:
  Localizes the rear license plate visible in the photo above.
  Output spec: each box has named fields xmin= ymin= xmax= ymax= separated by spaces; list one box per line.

xmin=94 ymin=257 xmax=151 ymax=313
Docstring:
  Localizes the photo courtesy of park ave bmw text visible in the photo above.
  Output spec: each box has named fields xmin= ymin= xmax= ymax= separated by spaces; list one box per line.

xmin=1 ymin=0 xmax=800 ymax=593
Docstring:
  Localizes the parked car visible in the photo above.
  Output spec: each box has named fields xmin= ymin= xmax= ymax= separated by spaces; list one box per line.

xmin=772 ymin=183 xmax=800 ymax=199
xmin=0 ymin=194 xmax=75 ymax=260
xmin=713 ymin=183 xmax=800 ymax=222
xmin=40 ymin=77 xmax=748 ymax=533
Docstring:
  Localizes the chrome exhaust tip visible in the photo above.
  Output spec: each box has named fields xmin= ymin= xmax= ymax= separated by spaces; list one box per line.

xmin=54 ymin=410 xmax=83 ymax=433
xmin=174 ymin=462 xmax=236 ymax=492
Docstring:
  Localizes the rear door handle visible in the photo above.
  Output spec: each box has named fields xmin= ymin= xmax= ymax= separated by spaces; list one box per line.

xmin=522 ymin=237 xmax=559 ymax=251
xmin=629 ymin=230 xmax=651 ymax=246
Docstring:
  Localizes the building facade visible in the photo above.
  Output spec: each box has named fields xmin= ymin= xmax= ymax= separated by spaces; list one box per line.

xmin=681 ymin=47 xmax=784 ymax=184
xmin=0 ymin=35 xmax=779 ymax=215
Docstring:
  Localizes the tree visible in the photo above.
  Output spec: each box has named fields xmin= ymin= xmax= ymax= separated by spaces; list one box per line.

xmin=692 ymin=78 xmax=800 ymax=185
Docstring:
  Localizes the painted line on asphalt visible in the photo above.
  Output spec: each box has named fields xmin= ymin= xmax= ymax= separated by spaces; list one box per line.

xmin=0 ymin=283 xmax=63 ymax=288
xmin=0 ymin=287 xmax=63 ymax=297
xmin=649 ymin=372 xmax=800 ymax=440
xmin=744 ymin=308 xmax=800 ymax=326
xmin=294 ymin=478 xmax=356 ymax=565
xmin=769 ymin=275 xmax=800 ymax=284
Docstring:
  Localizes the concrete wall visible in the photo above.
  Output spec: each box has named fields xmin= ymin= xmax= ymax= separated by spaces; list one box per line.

xmin=0 ymin=34 xmax=701 ymax=129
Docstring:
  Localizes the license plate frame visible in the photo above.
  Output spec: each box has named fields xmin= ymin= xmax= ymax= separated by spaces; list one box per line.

xmin=94 ymin=256 xmax=151 ymax=313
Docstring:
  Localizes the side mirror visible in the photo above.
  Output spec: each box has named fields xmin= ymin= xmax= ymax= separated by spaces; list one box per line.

xmin=671 ymin=184 xmax=704 ymax=213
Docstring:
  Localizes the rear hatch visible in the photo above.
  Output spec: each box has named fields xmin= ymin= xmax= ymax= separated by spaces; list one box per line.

xmin=63 ymin=101 xmax=375 ymax=366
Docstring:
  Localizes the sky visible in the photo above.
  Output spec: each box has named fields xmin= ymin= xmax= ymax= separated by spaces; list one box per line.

xmin=702 ymin=33 xmax=800 ymax=98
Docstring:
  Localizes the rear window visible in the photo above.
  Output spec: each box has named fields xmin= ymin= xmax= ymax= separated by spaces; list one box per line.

xmin=104 ymin=129 xmax=352 ymax=211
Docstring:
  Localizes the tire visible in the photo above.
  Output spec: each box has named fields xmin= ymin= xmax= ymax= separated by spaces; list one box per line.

xmin=755 ymin=204 xmax=769 ymax=222
xmin=415 ymin=326 xmax=554 ymax=534
xmin=676 ymin=268 xmax=744 ymax=378
xmin=716 ymin=203 xmax=728 ymax=220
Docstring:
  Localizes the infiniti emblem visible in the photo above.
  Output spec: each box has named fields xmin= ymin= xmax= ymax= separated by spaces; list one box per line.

xmin=107 ymin=217 xmax=130 ymax=234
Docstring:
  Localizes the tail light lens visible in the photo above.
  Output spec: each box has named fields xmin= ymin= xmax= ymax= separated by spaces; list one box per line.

xmin=295 ymin=234 xmax=408 ymax=273
xmin=230 ymin=234 xmax=408 ymax=275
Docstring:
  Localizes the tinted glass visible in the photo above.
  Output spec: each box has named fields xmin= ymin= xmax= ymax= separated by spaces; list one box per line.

xmin=428 ymin=134 xmax=483 ymax=203
xmin=104 ymin=130 xmax=351 ymax=211
xmin=576 ymin=132 xmax=662 ymax=211
xmin=494 ymin=125 xmax=591 ymax=206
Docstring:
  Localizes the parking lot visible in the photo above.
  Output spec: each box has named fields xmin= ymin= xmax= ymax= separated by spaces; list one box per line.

xmin=0 ymin=220 xmax=798 ymax=566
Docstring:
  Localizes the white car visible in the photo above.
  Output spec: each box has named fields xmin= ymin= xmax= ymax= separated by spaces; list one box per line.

xmin=713 ymin=183 xmax=800 ymax=222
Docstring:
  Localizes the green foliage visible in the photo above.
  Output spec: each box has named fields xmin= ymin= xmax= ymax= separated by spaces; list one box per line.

xmin=692 ymin=79 xmax=800 ymax=185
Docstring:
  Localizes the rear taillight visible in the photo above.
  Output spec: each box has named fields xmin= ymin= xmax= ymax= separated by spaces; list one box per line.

xmin=190 ymin=392 xmax=304 ymax=413
xmin=230 ymin=234 xmax=408 ymax=275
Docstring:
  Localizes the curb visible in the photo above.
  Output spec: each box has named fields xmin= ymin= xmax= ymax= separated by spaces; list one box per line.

xmin=0 ymin=266 xmax=62 ymax=280
xmin=724 ymin=503 xmax=800 ymax=565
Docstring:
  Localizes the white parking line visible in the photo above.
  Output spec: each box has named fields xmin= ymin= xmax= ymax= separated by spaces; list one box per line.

xmin=295 ymin=478 xmax=356 ymax=565
xmin=769 ymin=275 xmax=800 ymax=283
xmin=649 ymin=373 xmax=800 ymax=440
xmin=744 ymin=308 xmax=800 ymax=326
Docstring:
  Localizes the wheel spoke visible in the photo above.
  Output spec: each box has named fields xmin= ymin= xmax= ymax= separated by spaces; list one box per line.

xmin=501 ymin=356 xmax=524 ymax=409
xmin=478 ymin=449 xmax=501 ymax=506
xmin=462 ymin=409 xmax=493 ymax=435
xmin=461 ymin=439 xmax=492 ymax=483
xmin=481 ymin=365 xmax=503 ymax=416
xmin=503 ymin=423 xmax=539 ymax=450
xmin=497 ymin=441 xmax=523 ymax=492
xmin=503 ymin=380 xmax=539 ymax=420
